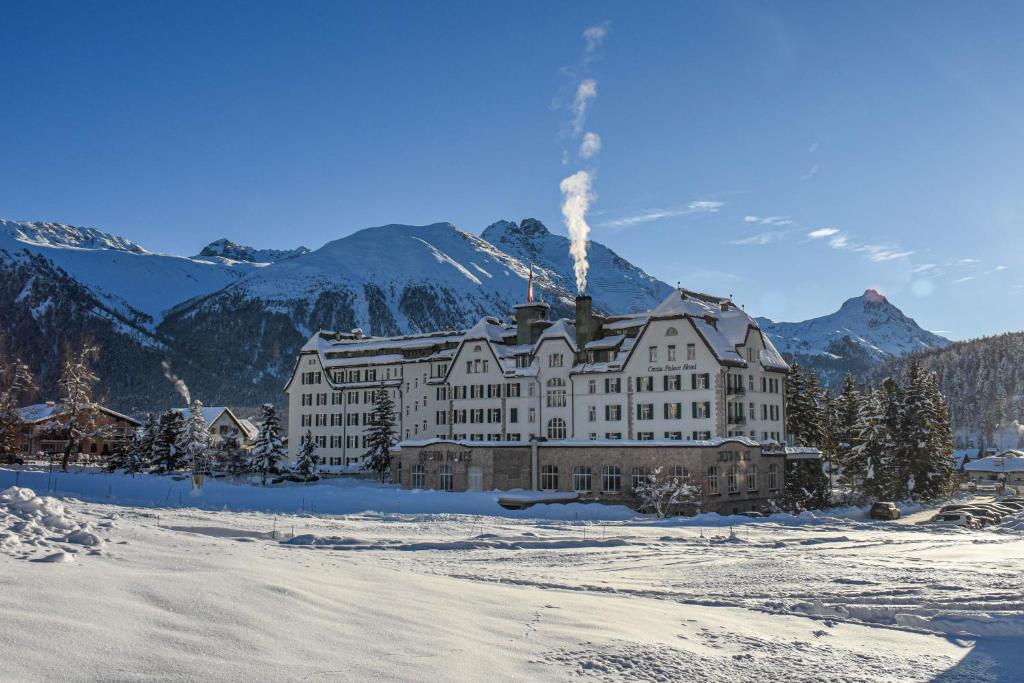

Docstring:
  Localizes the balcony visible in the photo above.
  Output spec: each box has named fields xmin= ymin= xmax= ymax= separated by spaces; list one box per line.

xmin=726 ymin=385 xmax=746 ymax=396
xmin=728 ymin=415 xmax=747 ymax=426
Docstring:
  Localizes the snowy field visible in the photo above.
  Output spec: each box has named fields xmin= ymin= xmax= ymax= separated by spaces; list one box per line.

xmin=2 ymin=469 xmax=1024 ymax=681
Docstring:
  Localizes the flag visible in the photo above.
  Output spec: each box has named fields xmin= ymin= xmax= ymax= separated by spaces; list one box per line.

xmin=527 ymin=264 xmax=534 ymax=303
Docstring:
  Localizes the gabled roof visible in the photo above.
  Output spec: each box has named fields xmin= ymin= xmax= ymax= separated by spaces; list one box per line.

xmin=17 ymin=402 xmax=141 ymax=426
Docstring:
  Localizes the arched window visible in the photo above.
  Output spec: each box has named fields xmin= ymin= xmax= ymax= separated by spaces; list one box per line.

xmin=546 ymin=417 xmax=567 ymax=440
xmin=438 ymin=464 xmax=453 ymax=491
xmin=545 ymin=377 xmax=567 ymax=407
xmin=601 ymin=465 xmax=621 ymax=492
xmin=665 ymin=326 xmax=678 ymax=336
xmin=727 ymin=465 xmax=739 ymax=493
xmin=746 ymin=463 xmax=758 ymax=491
xmin=540 ymin=465 xmax=559 ymax=490
xmin=572 ymin=466 xmax=592 ymax=492
xmin=707 ymin=466 xmax=720 ymax=495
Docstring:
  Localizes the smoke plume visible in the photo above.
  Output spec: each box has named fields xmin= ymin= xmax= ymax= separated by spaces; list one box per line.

xmin=161 ymin=361 xmax=191 ymax=406
xmin=560 ymin=170 xmax=595 ymax=294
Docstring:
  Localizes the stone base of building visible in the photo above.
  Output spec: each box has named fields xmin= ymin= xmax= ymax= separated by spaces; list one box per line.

xmin=393 ymin=438 xmax=788 ymax=516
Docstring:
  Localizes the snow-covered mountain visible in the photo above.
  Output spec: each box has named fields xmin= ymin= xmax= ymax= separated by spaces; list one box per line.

xmin=758 ymin=289 xmax=950 ymax=361
xmin=481 ymin=218 xmax=674 ymax=313
xmin=757 ymin=289 xmax=951 ymax=384
xmin=2 ymin=217 xmax=673 ymax=412
xmin=0 ymin=219 xmax=257 ymax=324
xmin=196 ymin=238 xmax=310 ymax=264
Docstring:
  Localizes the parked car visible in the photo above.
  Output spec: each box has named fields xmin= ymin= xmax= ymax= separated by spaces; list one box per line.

xmin=996 ymin=501 xmax=1024 ymax=512
xmin=870 ymin=502 xmax=902 ymax=521
xmin=930 ymin=512 xmax=981 ymax=529
xmin=957 ymin=507 xmax=1000 ymax=525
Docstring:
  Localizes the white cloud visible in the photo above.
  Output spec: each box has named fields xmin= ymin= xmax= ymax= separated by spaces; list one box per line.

xmin=807 ymin=228 xmax=839 ymax=239
xmin=953 ymin=276 xmax=976 ymax=284
xmin=731 ymin=229 xmax=797 ymax=246
xmin=744 ymin=215 xmax=793 ymax=226
xmin=801 ymin=163 xmax=819 ymax=180
xmin=743 ymin=215 xmax=759 ymax=223
xmin=579 ymin=132 xmax=601 ymax=159
xmin=687 ymin=200 xmax=724 ymax=213
xmin=598 ymin=200 xmax=724 ymax=229
xmin=829 ymin=234 xmax=849 ymax=249
xmin=996 ymin=265 xmax=1008 ymax=271
xmin=913 ymin=263 xmax=937 ymax=274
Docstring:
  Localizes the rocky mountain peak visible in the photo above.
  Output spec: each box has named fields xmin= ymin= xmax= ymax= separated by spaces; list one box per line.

xmin=197 ymin=238 xmax=310 ymax=263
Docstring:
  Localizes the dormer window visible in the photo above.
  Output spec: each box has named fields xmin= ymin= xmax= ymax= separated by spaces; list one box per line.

xmin=665 ymin=326 xmax=678 ymax=336
xmin=549 ymin=353 xmax=564 ymax=368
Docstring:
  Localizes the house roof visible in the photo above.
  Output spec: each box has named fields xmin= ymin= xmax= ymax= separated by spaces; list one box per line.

xmin=17 ymin=402 xmax=141 ymax=426
xmin=964 ymin=450 xmax=1024 ymax=473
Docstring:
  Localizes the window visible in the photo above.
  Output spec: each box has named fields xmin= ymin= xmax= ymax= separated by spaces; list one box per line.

xmin=648 ymin=346 xmax=658 ymax=362
xmin=746 ymin=464 xmax=757 ymax=492
xmin=693 ymin=430 xmax=711 ymax=440
xmin=727 ymin=465 xmax=739 ymax=493
xmin=604 ymin=432 xmax=621 ymax=440
xmin=707 ymin=466 xmax=720 ymax=495
xmin=470 ymin=385 xmax=483 ymax=399
xmin=602 ymin=465 xmax=621 ymax=492
xmin=768 ymin=463 xmax=779 ymax=491
xmin=637 ymin=431 xmax=654 ymax=440
xmin=540 ymin=465 xmax=559 ymax=490
xmin=637 ymin=403 xmax=654 ymax=420
xmin=573 ymin=466 xmax=593 ymax=492
xmin=588 ymin=405 xmax=597 ymax=422
xmin=605 ymin=378 xmax=621 ymax=393
xmin=664 ymin=431 xmax=682 ymax=440
xmin=664 ymin=374 xmax=681 ymax=391
xmin=666 ymin=326 xmax=678 ymax=337
xmin=546 ymin=378 xmax=567 ymax=407
xmin=487 ymin=384 xmax=501 ymax=398
xmin=636 ymin=376 xmax=653 ymax=392
xmin=547 ymin=417 xmax=567 ymax=439
xmin=301 ymin=414 xmax=311 ymax=427
xmin=506 ymin=383 xmax=521 ymax=398
xmin=411 ymin=464 xmax=425 ymax=488
xmin=487 ymin=408 xmax=501 ymax=423
xmin=549 ymin=353 xmax=564 ymax=368
xmin=436 ymin=410 xmax=448 ymax=425
xmin=670 ymin=466 xmax=688 ymax=483
xmin=588 ymin=379 xmax=597 ymax=394
xmin=692 ymin=401 xmax=711 ymax=419
xmin=686 ymin=343 xmax=696 ymax=361
xmin=516 ymin=354 xmax=530 ymax=368
xmin=605 ymin=405 xmax=622 ymax=421
xmin=667 ymin=344 xmax=677 ymax=361
xmin=438 ymin=464 xmax=453 ymax=491
xmin=692 ymin=373 xmax=710 ymax=390
xmin=528 ymin=407 xmax=536 ymax=423
xmin=509 ymin=407 xmax=518 ymax=423
xmin=631 ymin=467 xmax=652 ymax=491
xmin=664 ymin=402 xmax=682 ymax=419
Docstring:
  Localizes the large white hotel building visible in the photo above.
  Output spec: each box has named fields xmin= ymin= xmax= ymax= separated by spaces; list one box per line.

xmin=285 ymin=289 xmax=790 ymax=469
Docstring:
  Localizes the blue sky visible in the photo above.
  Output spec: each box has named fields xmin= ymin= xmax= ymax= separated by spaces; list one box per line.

xmin=2 ymin=1 xmax=1022 ymax=339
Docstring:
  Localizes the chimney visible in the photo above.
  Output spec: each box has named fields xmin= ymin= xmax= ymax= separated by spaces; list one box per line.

xmin=575 ymin=295 xmax=596 ymax=352
xmin=514 ymin=302 xmax=549 ymax=345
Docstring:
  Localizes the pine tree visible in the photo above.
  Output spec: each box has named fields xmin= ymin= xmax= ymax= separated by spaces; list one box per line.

xmin=135 ymin=413 xmax=158 ymax=469
xmin=0 ymin=343 xmax=37 ymax=462
xmin=850 ymin=389 xmax=892 ymax=501
xmin=363 ymin=388 xmax=396 ymax=481
xmin=54 ymin=344 xmax=101 ymax=471
xmin=176 ymin=400 xmax=212 ymax=476
xmin=152 ymin=409 xmax=185 ymax=472
xmin=295 ymin=429 xmax=320 ymax=481
xmin=250 ymin=403 xmax=286 ymax=485
xmin=819 ymin=390 xmax=839 ymax=497
xmin=836 ymin=374 xmax=864 ymax=493
xmin=898 ymin=360 xmax=936 ymax=501
xmin=924 ymin=371 xmax=958 ymax=499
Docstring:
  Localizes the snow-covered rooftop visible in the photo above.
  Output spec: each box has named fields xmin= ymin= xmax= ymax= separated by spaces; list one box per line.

xmin=964 ymin=451 xmax=1024 ymax=473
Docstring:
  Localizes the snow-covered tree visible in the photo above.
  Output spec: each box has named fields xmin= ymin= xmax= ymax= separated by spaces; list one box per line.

xmin=176 ymin=400 xmax=212 ymax=476
xmin=152 ymin=409 xmax=185 ymax=472
xmin=53 ymin=344 xmax=101 ymax=471
xmin=0 ymin=343 xmax=36 ymax=462
xmin=363 ymin=388 xmax=396 ymax=481
xmin=634 ymin=466 xmax=701 ymax=518
xmin=250 ymin=403 xmax=286 ymax=485
xmin=294 ymin=429 xmax=320 ymax=481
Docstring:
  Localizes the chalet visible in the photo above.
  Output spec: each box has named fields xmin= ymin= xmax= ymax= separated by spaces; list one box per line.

xmin=16 ymin=401 xmax=140 ymax=461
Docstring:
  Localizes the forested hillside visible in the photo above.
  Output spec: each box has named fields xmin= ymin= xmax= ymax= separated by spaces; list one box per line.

xmin=865 ymin=332 xmax=1024 ymax=446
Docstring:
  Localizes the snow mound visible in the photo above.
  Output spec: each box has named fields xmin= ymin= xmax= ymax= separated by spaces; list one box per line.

xmin=0 ymin=486 xmax=107 ymax=560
